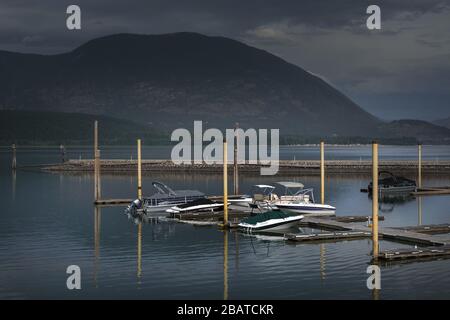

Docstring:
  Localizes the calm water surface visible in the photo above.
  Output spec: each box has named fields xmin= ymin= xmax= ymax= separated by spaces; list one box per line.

xmin=1 ymin=146 xmax=450 ymax=299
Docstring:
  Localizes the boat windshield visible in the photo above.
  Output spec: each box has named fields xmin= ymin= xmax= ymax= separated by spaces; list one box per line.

xmin=276 ymin=181 xmax=306 ymax=195
xmin=251 ymin=185 xmax=276 ymax=196
xmin=152 ymin=181 xmax=177 ymax=196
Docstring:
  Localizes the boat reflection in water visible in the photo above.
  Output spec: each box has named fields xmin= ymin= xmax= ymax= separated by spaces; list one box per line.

xmin=368 ymin=192 xmax=416 ymax=213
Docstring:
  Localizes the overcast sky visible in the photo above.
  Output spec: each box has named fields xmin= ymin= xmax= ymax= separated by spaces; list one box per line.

xmin=1 ymin=0 xmax=449 ymax=121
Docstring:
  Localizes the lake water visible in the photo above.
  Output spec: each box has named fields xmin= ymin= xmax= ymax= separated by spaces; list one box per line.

xmin=1 ymin=145 xmax=450 ymax=299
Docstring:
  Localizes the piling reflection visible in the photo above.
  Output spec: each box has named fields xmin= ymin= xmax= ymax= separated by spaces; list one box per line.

xmin=369 ymin=193 xmax=416 ymax=213
xmin=12 ymin=169 xmax=16 ymax=201
xmin=418 ymin=196 xmax=423 ymax=226
xmin=137 ymin=223 xmax=142 ymax=281
xmin=372 ymin=288 xmax=380 ymax=300
xmin=234 ymin=231 xmax=240 ymax=271
xmin=223 ymin=230 xmax=228 ymax=301
xmin=320 ymin=243 xmax=326 ymax=281
xmin=94 ymin=206 xmax=101 ymax=287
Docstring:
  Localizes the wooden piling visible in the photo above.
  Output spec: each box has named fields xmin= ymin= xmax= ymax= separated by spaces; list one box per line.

xmin=418 ymin=143 xmax=422 ymax=189
xmin=223 ymin=139 xmax=228 ymax=226
xmin=233 ymin=122 xmax=239 ymax=195
xmin=372 ymin=142 xmax=379 ymax=259
xmin=137 ymin=139 xmax=142 ymax=199
xmin=11 ymin=144 xmax=17 ymax=170
xmin=94 ymin=121 xmax=101 ymax=201
xmin=60 ymin=144 xmax=66 ymax=163
xmin=320 ymin=141 xmax=325 ymax=204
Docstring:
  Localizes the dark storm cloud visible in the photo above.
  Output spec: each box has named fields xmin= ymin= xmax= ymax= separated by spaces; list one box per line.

xmin=1 ymin=0 xmax=448 ymax=52
xmin=0 ymin=0 xmax=449 ymax=119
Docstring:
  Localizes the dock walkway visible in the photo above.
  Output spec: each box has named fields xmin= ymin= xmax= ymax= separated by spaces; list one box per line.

xmin=292 ymin=217 xmax=450 ymax=261
xmin=297 ymin=217 xmax=450 ymax=246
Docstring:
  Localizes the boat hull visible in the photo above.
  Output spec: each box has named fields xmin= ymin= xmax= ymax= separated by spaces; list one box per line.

xmin=239 ymin=215 xmax=304 ymax=231
xmin=166 ymin=203 xmax=224 ymax=215
xmin=275 ymin=204 xmax=336 ymax=216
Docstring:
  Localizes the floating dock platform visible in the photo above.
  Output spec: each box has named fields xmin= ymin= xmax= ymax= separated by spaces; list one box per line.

xmin=94 ymin=199 xmax=133 ymax=205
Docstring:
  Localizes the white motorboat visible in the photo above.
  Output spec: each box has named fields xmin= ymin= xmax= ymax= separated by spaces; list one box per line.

xmin=166 ymin=198 xmax=226 ymax=215
xmin=226 ymin=195 xmax=253 ymax=208
xmin=208 ymin=194 xmax=253 ymax=208
xmin=272 ymin=182 xmax=336 ymax=216
xmin=238 ymin=210 xmax=304 ymax=231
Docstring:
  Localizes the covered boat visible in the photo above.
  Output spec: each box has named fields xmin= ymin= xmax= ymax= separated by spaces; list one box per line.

xmin=125 ymin=181 xmax=205 ymax=216
xmin=368 ymin=171 xmax=417 ymax=194
xmin=238 ymin=211 xmax=304 ymax=231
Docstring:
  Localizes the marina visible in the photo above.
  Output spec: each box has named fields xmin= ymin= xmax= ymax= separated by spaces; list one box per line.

xmin=2 ymin=142 xmax=450 ymax=299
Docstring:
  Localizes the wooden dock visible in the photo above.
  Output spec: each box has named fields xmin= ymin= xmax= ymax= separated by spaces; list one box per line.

xmin=412 ymin=187 xmax=450 ymax=196
xmin=299 ymin=217 xmax=450 ymax=246
xmin=94 ymin=199 xmax=133 ymax=205
xmin=329 ymin=215 xmax=385 ymax=223
xmin=296 ymin=216 xmax=450 ymax=262
xmin=286 ymin=230 xmax=371 ymax=242
xmin=173 ymin=210 xmax=249 ymax=223
xmin=391 ymin=224 xmax=450 ymax=235
xmin=379 ymin=245 xmax=450 ymax=261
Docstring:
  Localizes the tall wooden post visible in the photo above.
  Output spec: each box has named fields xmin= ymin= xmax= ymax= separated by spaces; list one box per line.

xmin=372 ymin=141 xmax=379 ymax=259
xmin=97 ymin=150 xmax=101 ymax=198
xmin=320 ymin=141 xmax=325 ymax=205
xmin=94 ymin=121 xmax=101 ymax=201
xmin=137 ymin=139 xmax=142 ymax=199
xmin=223 ymin=139 xmax=228 ymax=227
xmin=233 ymin=122 xmax=239 ymax=195
xmin=11 ymin=144 xmax=17 ymax=170
xmin=418 ymin=143 xmax=422 ymax=189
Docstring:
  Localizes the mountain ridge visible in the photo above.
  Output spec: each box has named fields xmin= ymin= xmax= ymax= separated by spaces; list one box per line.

xmin=0 ymin=32 xmax=448 ymax=143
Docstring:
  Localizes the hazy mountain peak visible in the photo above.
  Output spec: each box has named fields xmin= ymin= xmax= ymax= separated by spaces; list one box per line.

xmin=0 ymin=32 xmax=445 ymax=142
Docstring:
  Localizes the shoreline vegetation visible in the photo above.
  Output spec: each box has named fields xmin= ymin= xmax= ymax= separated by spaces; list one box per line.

xmin=39 ymin=159 xmax=450 ymax=175
xmin=2 ymin=110 xmax=449 ymax=146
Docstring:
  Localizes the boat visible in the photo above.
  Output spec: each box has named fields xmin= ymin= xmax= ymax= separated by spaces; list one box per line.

xmin=250 ymin=184 xmax=278 ymax=210
xmin=166 ymin=198 xmax=226 ymax=215
xmin=271 ymin=182 xmax=336 ymax=216
xmin=368 ymin=171 xmax=417 ymax=194
xmin=125 ymin=181 xmax=205 ymax=215
xmin=238 ymin=210 xmax=304 ymax=231
xmin=207 ymin=194 xmax=253 ymax=208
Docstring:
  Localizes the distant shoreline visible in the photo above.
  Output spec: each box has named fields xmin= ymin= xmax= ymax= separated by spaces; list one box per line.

xmin=37 ymin=159 xmax=450 ymax=175
xmin=0 ymin=143 xmax=445 ymax=148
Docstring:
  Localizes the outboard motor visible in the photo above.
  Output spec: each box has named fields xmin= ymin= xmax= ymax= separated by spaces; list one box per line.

xmin=125 ymin=198 xmax=143 ymax=216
